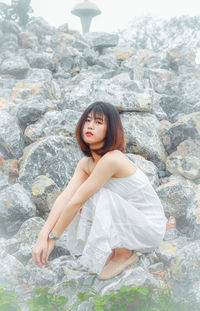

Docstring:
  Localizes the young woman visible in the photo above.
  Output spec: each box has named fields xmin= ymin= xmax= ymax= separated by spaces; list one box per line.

xmin=32 ymin=102 xmax=167 ymax=280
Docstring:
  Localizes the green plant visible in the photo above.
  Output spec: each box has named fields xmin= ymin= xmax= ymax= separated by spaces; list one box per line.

xmin=0 ymin=285 xmax=21 ymax=311
xmin=67 ymin=285 xmax=188 ymax=311
xmin=25 ymin=286 xmax=68 ymax=311
xmin=0 ymin=0 xmax=33 ymax=26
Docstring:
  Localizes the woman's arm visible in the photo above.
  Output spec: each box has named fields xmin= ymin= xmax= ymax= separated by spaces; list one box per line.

xmin=38 ymin=157 xmax=89 ymax=239
xmin=50 ymin=153 xmax=117 ymax=238
xmin=32 ymin=157 xmax=89 ymax=267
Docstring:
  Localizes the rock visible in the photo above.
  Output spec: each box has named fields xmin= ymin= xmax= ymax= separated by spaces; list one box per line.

xmin=24 ymin=109 xmax=82 ymax=143
xmin=94 ymin=266 xmax=158 ymax=295
xmin=0 ymin=111 xmax=25 ymax=159
xmin=158 ymin=76 xmax=200 ymax=123
xmin=25 ymin=51 xmax=57 ymax=72
xmin=0 ymin=56 xmax=30 ymax=79
xmin=62 ymin=77 xmax=152 ymax=112
xmin=166 ymin=139 xmax=200 ymax=180
xmin=0 ymin=250 xmax=26 ymax=285
xmin=0 ymin=183 xmax=36 ymax=235
xmin=0 ymin=158 xmax=19 ymax=184
xmin=156 ymin=179 xmax=190 ymax=217
xmin=155 ymin=236 xmax=188 ymax=264
xmin=96 ymin=54 xmax=119 ymax=70
xmin=82 ymin=47 xmax=97 ymax=66
xmin=84 ymin=32 xmax=119 ymax=50
xmin=31 ymin=175 xmax=60 ymax=218
xmin=11 ymin=79 xmax=61 ymax=101
xmin=16 ymin=98 xmax=47 ymax=128
xmin=18 ymin=32 xmax=39 ymax=49
xmin=160 ymin=112 xmax=200 ymax=154
xmin=18 ymin=136 xmax=82 ymax=192
xmin=26 ymin=17 xmax=55 ymax=38
xmin=167 ymin=48 xmax=196 ymax=72
xmin=0 ymin=33 xmax=19 ymax=53
xmin=186 ymin=185 xmax=200 ymax=239
xmin=121 ymin=112 xmax=167 ymax=169
xmin=15 ymin=217 xmax=45 ymax=246
xmin=126 ymin=153 xmax=160 ymax=188
xmin=0 ymin=171 xmax=9 ymax=191
xmin=170 ymin=240 xmax=200 ymax=282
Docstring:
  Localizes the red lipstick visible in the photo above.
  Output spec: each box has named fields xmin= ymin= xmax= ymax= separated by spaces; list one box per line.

xmin=86 ymin=131 xmax=93 ymax=136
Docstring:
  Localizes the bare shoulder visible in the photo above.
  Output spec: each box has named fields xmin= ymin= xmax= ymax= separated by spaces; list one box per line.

xmin=102 ymin=150 xmax=137 ymax=177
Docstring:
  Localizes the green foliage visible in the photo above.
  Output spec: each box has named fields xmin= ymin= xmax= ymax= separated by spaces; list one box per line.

xmin=67 ymin=284 xmax=188 ymax=311
xmin=0 ymin=283 xmax=189 ymax=311
xmin=26 ymin=286 xmax=68 ymax=311
xmin=0 ymin=285 xmax=21 ymax=311
xmin=0 ymin=0 xmax=33 ymax=26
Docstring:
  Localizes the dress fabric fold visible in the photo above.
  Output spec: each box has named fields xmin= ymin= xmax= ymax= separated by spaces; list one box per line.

xmin=64 ymin=167 xmax=168 ymax=274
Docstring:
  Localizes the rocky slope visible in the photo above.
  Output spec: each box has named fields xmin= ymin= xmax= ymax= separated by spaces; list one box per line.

xmin=0 ymin=16 xmax=200 ymax=310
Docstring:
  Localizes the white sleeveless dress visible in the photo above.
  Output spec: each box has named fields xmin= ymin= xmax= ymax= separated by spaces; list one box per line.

xmin=64 ymin=166 xmax=168 ymax=274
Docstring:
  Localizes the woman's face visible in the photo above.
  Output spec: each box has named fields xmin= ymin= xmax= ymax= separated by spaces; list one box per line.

xmin=82 ymin=111 xmax=108 ymax=150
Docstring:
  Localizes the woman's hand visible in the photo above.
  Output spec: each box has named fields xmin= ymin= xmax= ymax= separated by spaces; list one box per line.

xmin=32 ymin=235 xmax=55 ymax=268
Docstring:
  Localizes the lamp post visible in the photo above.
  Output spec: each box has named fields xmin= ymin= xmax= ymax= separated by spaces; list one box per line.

xmin=71 ymin=0 xmax=101 ymax=34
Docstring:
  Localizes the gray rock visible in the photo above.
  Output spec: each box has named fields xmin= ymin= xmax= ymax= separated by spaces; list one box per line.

xmin=26 ymin=17 xmax=55 ymax=38
xmin=163 ymin=228 xmax=179 ymax=241
xmin=62 ymin=77 xmax=152 ymax=112
xmin=155 ymin=236 xmax=188 ymax=264
xmin=84 ymin=32 xmax=119 ymax=49
xmin=0 ymin=183 xmax=36 ymax=235
xmin=156 ymin=179 xmax=190 ymax=217
xmin=96 ymin=54 xmax=119 ymax=70
xmin=170 ymin=240 xmax=200 ymax=282
xmin=11 ymin=79 xmax=61 ymax=101
xmin=121 ymin=112 xmax=167 ymax=169
xmin=158 ymin=76 xmax=200 ymax=123
xmin=18 ymin=136 xmax=82 ymax=192
xmin=16 ymin=98 xmax=47 ymax=128
xmin=0 ymin=111 xmax=25 ymax=159
xmin=186 ymin=187 xmax=200 ymax=239
xmin=167 ymin=48 xmax=196 ymax=72
xmin=26 ymin=68 xmax=53 ymax=81
xmin=15 ymin=217 xmax=45 ymax=246
xmin=31 ymin=175 xmax=60 ymax=218
xmin=82 ymin=47 xmax=97 ymax=65
xmin=0 ymin=56 xmax=30 ymax=79
xmin=95 ymin=266 xmax=158 ymax=296
xmin=13 ymin=243 xmax=32 ymax=265
xmin=24 ymin=109 xmax=82 ymax=143
xmin=126 ymin=153 xmax=160 ymax=188
xmin=161 ymin=112 xmax=200 ymax=155
xmin=0 ymin=33 xmax=19 ymax=53
xmin=0 ymin=19 xmax=21 ymax=34
xmin=0 ymin=250 xmax=26 ymax=285
xmin=0 ymin=171 xmax=9 ymax=191
xmin=18 ymin=31 xmax=39 ymax=49
xmin=166 ymin=139 xmax=200 ymax=180
xmin=29 ymin=266 xmax=59 ymax=286
xmin=25 ymin=51 xmax=57 ymax=72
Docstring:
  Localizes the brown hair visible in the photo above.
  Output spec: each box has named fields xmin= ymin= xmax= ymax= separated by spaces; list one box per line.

xmin=75 ymin=102 xmax=126 ymax=157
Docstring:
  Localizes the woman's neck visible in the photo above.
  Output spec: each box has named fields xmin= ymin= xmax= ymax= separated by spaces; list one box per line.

xmin=91 ymin=150 xmax=102 ymax=163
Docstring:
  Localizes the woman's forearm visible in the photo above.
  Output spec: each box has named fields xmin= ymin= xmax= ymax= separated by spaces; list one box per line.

xmin=39 ymin=194 xmax=69 ymax=238
xmin=50 ymin=200 xmax=82 ymax=238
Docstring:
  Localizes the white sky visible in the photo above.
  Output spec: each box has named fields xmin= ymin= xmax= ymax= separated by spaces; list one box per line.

xmin=2 ymin=0 xmax=199 ymax=33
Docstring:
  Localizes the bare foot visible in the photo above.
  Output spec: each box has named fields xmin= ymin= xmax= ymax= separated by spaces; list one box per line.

xmin=111 ymin=249 xmax=133 ymax=264
xmin=105 ymin=249 xmax=115 ymax=266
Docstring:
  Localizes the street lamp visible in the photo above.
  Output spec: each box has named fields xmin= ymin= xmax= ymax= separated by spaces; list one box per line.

xmin=71 ymin=0 xmax=101 ymax=34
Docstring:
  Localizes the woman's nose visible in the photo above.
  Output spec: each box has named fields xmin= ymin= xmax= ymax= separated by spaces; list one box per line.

xmin=88 ymin=120 xmax=94 ymax=128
